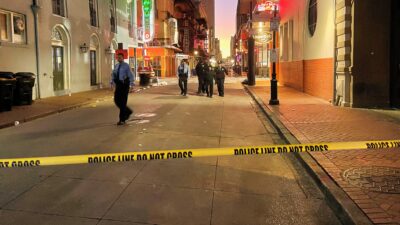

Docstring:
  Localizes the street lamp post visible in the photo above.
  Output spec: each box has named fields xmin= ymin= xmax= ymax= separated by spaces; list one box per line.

xmin=269 ymin=5 xmax=279 ymax=105
xmin=247 ymin=1 xmax=256 ymax=86
xmin=261 ymin=42 xmax=264 ymax=77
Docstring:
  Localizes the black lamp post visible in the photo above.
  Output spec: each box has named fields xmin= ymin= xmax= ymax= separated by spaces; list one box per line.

xmin=269 ymin=5 xmax=279 ymax=105
xmin=247 ymin=1 xmax=256 ymax=86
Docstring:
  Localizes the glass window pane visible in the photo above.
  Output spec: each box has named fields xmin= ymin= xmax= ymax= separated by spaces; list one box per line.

xmin=0 ymin=12 xmax=10 ymax=41
xmin=89 ymin=0 xmax=98 ymax=26
xmin=52 ymin=0 xmax=65 ymax=16
xmin=308 ymin=0 xmax=317 ymax=36
xmin=12 ymin=14 xmax=26 ymax=44
xmin=110 ymin=0 xmax=117 ymax=33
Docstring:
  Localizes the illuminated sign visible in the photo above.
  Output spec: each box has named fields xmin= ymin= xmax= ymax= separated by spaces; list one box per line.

xmin=257 ymin=1 xmax=279 ymax=12
xmin=142 ymin=0 xmax=154 ymax=42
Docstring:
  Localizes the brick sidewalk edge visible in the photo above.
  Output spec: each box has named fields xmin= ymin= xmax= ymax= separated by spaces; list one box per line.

xmin=244 ymin=85 xmax=374 ymax=225
xmin=0 ymin=85 xmax=159 ymax=130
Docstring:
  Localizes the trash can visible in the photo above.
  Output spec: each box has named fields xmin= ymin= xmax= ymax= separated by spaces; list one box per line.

xmin=14 ymin=72 xmax=35 ymax=105
xmin=0 ymin=71 xmax=15 ymax=79
xmin=0 ymin=72 xmax=16 ymax=112
xmin=139 ymin=73 xmax=151 ymax=86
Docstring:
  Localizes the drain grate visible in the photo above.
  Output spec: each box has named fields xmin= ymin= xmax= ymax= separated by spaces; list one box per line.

xmin=342 ymin=167 xmax=400 ymax=194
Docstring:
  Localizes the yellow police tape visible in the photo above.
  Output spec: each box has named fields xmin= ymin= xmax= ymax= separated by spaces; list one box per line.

xmin=1 ymin=140 xmax=399 ymax=168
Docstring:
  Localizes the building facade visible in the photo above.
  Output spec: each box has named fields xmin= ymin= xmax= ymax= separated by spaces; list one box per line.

xmin=0 ymin=0 xmax=212 ymax=99
xmin=278 ymin=0 xmax=335 ymax=101
xmin=279 ymin=0 xmax=399 ymax=108
xmin=134 ymin=0 xmax=178 ymax=78
xmin=335 ymin=0 xmax=400 ymax=108
xmin=234 ymin=0 xmax=399 ymax=108
xmin=204 ymin=0 xmax=215 ymax=55
xmin=0 ymin=0 xmax=139 ymax=99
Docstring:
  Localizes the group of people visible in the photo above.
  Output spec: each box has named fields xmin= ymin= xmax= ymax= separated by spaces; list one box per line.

xmin=177 ymin=57 xmax=228 ymax=98
xmin=110 ymin=54 xmax=229 ymax=126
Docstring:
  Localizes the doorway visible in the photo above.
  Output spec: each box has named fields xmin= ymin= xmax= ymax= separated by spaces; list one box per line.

xmin=391 ymin=0 xmax=400 ymax=107
xmin=90 ymin=50 xmax=97 ymax=86
xmin=51 ymin=25 xmax=70 ymax=95
xmin=52 ymin=46 xmax=64 ymax=91
xmin=90 ymin=34 xmax=100 ymax=87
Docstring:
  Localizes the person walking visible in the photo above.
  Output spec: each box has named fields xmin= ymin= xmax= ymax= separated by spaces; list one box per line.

xmin=111 ymin=53 xmax=135 ymax=125
xmin=195 ymin=58 xmax=207 ymax=95
xmin=205 ymin=64 xmax=216 ymax=98
xmin=177 ymin=59 xmax=190 ymax=96
xmin=215 ymin=61 xmax=228 ymax=97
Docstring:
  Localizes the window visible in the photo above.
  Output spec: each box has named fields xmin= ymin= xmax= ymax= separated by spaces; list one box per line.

xmin=0 ymin=9 xmax=26 ymax=44
xmin=110 ymin=0 xmax=117 ymax=33
xmin=13 ymin=14 xmax=26 ymax=43
xmin=279 ymin=20 xmax=293 ymax=62
xmin=288 ymin=20 xmax=293 ymax=61
xmin=308 ymin=0 xmax=317 ymax=36
xmin=0 ymin=11 xmax=10 ymax=42
xmin=52 ymin=0 xmax=66 ymax=17
xmin=89 ymin=0 xmax=98 ymax=27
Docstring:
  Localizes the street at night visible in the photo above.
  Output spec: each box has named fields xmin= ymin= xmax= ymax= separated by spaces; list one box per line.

xmin=0 ymin=81 xmax=344 ymax=224
xmin=1 ymin=0 xmax=400 ymax=224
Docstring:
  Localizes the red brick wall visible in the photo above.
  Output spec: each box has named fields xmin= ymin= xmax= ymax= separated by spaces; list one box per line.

xmin=279 ymin=58 xmax=334 ymax=101
xmin=280 ymin=61 xmax=304 ymax=92
xmin=303 ymin=58 xmax=334 ymax=101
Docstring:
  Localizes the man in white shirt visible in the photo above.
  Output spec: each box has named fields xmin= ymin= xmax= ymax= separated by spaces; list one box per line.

xmin=177 ymin=60 xmax=190 ymax=96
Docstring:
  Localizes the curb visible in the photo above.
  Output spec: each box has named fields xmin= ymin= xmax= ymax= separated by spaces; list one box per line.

xmin=0 ymin=84 xmax=162 ymax=130
xmin=244 ymin=85 xmax=373 ymax=225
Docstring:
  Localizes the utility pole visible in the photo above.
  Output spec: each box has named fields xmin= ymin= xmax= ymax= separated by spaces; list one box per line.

xmin=269 ymin=4 xmax=279 ymax=105
xmin=247 ymin=1 xmax=256 ymax=86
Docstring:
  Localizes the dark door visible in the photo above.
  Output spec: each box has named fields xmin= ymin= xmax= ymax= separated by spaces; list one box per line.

xmin=52 ymin=46 xmax=64 ymax=91
xmin=391 ymin=0 xmax=400 ymax=107
xmin=90 ymin=50 xmax=97 ymax=86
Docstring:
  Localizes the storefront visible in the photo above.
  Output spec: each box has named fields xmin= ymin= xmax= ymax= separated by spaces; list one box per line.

xmin=129 ymin=47 xmax=180 ymax=78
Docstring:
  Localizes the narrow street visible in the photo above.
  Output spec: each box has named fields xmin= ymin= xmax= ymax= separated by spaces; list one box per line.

xmin=0 ymin=81 xmax=341 ymax=225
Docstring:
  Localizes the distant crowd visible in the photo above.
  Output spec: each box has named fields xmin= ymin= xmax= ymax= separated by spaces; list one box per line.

xmin=177 ymin=57 xmax=228 ymax=98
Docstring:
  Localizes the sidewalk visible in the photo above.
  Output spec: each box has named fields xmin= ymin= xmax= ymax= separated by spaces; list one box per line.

xmin=0 ymin=79 xmax=173 ymax=129
xmin=247 ymin=80 xmax=400 ymax=224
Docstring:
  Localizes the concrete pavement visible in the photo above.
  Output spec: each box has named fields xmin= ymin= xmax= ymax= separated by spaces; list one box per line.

xmin=0 ymin=79 xmax=341 ymax=225
xmin=247 ymin=80 xmax=400 ymax=225
xmin=0 ymin=79 xmax=172 ymax=129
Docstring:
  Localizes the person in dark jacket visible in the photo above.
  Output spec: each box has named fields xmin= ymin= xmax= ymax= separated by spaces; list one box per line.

xmin=205 ymin=64 xmax=215 ymax=98
xmin=195 ymin=58 xmax=207 ymax=95
xmin=111 ymin=53 xmax=135 ymax=125
xmin=215 ymin=61 xmax=228 ymax=97
xmin=177 ymin=60 xmax=190 ymax=96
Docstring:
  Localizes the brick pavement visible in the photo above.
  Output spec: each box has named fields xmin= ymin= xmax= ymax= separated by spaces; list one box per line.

xmin=248 ymin=81 xmax=400 ymax=225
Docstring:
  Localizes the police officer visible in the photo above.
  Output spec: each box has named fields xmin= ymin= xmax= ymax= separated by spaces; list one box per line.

xmin=205 ymin=63 xmax=215 ymax=98
xmin=215 ymin=61 xmax=228 ymax=97
xmin=195 ymin=58 xmax=207 ymax=95
xmin=177 ymin=59 xmax=190 ymax=96
xmin=111 ymin=53 xmax=135 ymax=125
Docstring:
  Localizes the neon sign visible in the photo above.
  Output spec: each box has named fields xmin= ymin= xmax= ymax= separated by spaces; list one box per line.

xmin=142 ymin=0 xmax=154 ymax=42
xmin=257 ymin=1 xmax=279 ymax=12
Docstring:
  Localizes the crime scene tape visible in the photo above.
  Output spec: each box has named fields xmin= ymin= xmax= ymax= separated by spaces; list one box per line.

xmin=0 ymin=140 xmax=399 ymax=168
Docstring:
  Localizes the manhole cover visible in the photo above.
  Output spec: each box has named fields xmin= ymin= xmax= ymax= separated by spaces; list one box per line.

xmin=342 ymin=167 xmax=400 ymax=194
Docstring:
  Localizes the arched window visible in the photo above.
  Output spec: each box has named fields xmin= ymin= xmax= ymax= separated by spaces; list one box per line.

xmin=308 ymin=0 xmax=317 ymax=36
